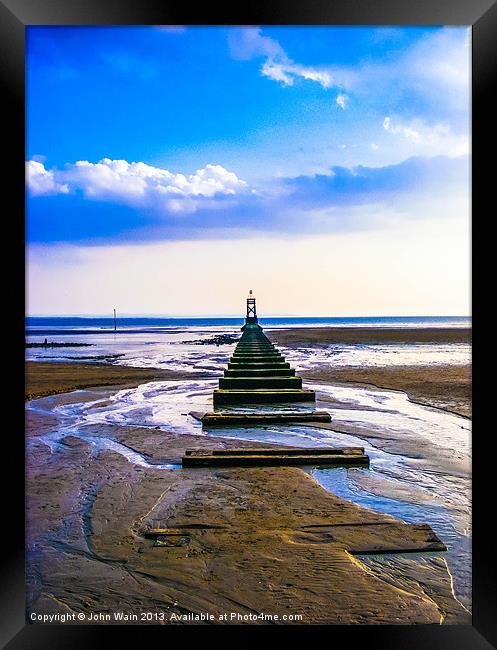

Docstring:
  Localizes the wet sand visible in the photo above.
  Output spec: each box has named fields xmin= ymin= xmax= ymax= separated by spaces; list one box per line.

xmin=303 ymin=365 xmax=471 ymax=419
xmin=26 ymin=351 xmax=470 ymax=624
xmin=26 ymin=395 xmax=469 ymax=624
xmin=25 ymin=361 xmax=210 ymax=401
xmin=268 ymin=327 xmax=471 ymax=347
xmin=267 ymin=328 xmax=471 ymax=418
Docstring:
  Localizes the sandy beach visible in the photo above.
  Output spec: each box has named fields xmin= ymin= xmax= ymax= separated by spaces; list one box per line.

xmin=268 ymin=328 xmax=471 ymax=418
xmin=301 ymin=365 xmax=471 ymax=419
xmin=268 ymin=327 xmax=471 ymax=347
xmin=25 ymin=361 xmax=211 ymax=401
xmin=25 ymin=334 xmax=471 ymax=624
xmin=26 ymin=397 xmax=467 ymax=624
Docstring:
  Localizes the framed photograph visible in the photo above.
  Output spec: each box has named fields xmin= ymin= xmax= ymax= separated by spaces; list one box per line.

xmin=2 ymin=0 xmax=495 ymax=647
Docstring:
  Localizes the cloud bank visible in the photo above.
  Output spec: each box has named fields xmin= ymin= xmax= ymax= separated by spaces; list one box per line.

xmin=26 ymin=154 xmax=469 ymax=242
xmin=26 ymin=158 xmax=249 ymax=214
xmin=229 ymin=27 xmax=335 ymax=90
xmin=27 ymin=160 xmax=70 ymax=196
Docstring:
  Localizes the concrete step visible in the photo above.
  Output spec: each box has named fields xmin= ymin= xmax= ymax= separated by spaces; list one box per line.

xmin=234 ymin=350 xmax=277 ymax=355
xmin=185 ymin=446 xmax=362 ymax=457
xmin=213 ymin=388 xmax=316 ymax=404
xmin=198 ymin=410 xmax=331 ymax=425
xmin=182 ymin=450 xmax=369 ymax=468
xmin=224 ymin=368 xmax=296 ymax=377
xmin=231 ymin=355 xmax=284 ymax=361
xmin=235 ymin=344 xmax=278 ymax=346
xmin=227 ymin=362 xmax=290 ymax=369
xmin=218 ymin=376 xmax=302 ymax=389
xmin=233 ymin=350 xmax=281 ymax=354
xmin=234 ymin=346 xmax=278 ymax=350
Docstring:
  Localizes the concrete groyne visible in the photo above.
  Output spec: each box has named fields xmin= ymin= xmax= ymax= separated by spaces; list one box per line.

xmin=213 ymin=296 xmax=316 ymax=406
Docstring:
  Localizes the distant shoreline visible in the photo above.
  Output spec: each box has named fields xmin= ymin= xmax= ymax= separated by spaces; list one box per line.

xmin=268 ymin=326 xmax=471 ymax=346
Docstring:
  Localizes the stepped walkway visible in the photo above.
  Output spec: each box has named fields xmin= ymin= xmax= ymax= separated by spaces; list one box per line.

xmin=213 ymin=321 xmax=315 ymax=406
xmin=185 ymin=292 xmax=371 ymax=467
xmin=196 ymin=291 xmax=332 ymax=428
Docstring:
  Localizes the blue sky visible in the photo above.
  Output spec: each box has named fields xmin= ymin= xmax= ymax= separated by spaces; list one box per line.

xmin=26 ymin=26 xmax=470 ymax=315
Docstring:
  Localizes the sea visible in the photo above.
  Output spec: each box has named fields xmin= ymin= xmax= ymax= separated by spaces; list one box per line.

xmin=26 ymin=314 xmax=470 ymax=331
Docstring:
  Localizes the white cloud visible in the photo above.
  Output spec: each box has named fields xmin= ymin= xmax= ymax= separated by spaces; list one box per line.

xmin=229 ymin=27 xmax=334 ymax=90
xmin=228 ymin=26 xmax=285 ymax=60
xmin=261 ymin=59 xmax=332 ymax=89
xmin=383 ymin=117 xmax=421 ymax=142
xmin=228 ymin=27 xmax=469 ymax=117
xmin=26 ymin=160 xmax=69 ymax=196
xmin=403 ymin=28 xmax=470 ymax=95
xmin=26 ymin=158 xmax=249 ymax=213
xmin=227 ymin=25 xmax=470 ymax=139
xmin=383 ymin=117 xmax=469 ymax=157
xmin=330 ymin=28 xmax=470 ymax=119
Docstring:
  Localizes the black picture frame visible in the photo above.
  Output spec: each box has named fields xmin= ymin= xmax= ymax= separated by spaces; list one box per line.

xmin=3 ymin=0 xmax=494 ymax=647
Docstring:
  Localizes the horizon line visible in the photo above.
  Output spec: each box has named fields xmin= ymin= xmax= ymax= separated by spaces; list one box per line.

xmin=26 ymin=313 xmax=472 ymax=319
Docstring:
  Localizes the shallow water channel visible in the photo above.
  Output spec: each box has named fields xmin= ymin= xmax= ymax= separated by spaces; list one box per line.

xmin=27 ymin=377 xmax=471 ymax=611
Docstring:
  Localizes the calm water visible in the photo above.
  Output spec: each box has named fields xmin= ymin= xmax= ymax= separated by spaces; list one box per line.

xmin=26 ymin=315 xmax=471 ymax=370
xmin=27 ymin=315 xmax=470 ymax=334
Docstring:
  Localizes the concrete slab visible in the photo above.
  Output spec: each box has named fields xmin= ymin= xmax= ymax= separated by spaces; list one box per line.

xmin=213 ymin=388 xmax=316 ymax=404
